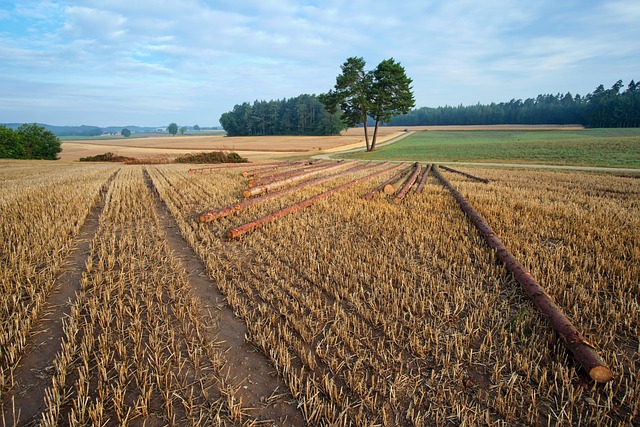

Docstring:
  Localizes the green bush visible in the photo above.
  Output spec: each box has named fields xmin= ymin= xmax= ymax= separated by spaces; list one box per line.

xmin=0 ymin=124 xmax=61 ymax=160
xmin=79 ymin=152 xmax=135 ymax=162
xmin=174 ymin=151 xmax=248 ymax=164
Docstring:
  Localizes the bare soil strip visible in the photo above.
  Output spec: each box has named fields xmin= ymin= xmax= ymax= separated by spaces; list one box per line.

xmin=1 ymin=170 xmax=119 ymax=427
xmin=142 ymin=168 xmax=305 ymax=425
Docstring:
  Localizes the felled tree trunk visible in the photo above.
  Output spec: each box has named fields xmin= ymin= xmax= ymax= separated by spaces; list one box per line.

xmin=432 ymin=165 xmax=613 ymax=383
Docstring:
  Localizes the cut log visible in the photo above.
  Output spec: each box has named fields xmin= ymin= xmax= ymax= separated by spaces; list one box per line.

xmin=394 ymin=163 xmax=422 ymax=203
xmin=362 ymin=163 xmax=408 ymax=200
xmin=440 ymin=165 xmax=489 ymax=183
xmin=242 ymin=161 xmax=306 ymax=178
xmin=248 ymin=161 xmax=331 ymax=188
xmin=189 ymin=162 xmax=256 ymax=174
xmin=199 ymin=162 xmax=380 ymax=222
xmin=384 ymin=162 xmax=419 ymax=195
xmin=431 ymin=165 xmax=612 ymax=383
xmin=227 ymin=163 xmax=402 ymax=239
xmin=243 ymin=162 xmax=353 ymax=198
xmin=414 ymin=164 xmax=432 ymax=194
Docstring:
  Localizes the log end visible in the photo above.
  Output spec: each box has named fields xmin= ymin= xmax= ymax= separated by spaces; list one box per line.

xmin=383 ymin=184 xmax=396 ymax=195
xmin=242 ymin=171 xmax=250 ymax=177
xmin=199 ymin=213 xmax=211 ymax=223
xmin=242 ymin=189 xmax=252 ymax=198
xmin=589 ymin=365 xmax=613 ymax=383
xmin=226 ymin=229 xmax=241 ymax=240
xmin=393 ymin=197 xmax=403 ymax=204
xmin=247 ymin=180 xmax=254 ymax=188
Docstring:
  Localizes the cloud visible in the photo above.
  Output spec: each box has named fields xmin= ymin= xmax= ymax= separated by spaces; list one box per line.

xmin=1 ymin=0 xmax=639 ymax=126
xmin=61 ymin=6 xmax=128 ymax=42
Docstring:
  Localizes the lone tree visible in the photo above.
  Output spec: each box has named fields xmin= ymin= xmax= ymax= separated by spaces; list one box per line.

xmin=167 ymin=122 xmax=178 ymax=136
xmin=193 ymin=124 xmax=200 ymax=131
xmin=121 ymin=128 xmax=131 ymax=137
xmin=320 ymin=57 xmax=414 ymax=151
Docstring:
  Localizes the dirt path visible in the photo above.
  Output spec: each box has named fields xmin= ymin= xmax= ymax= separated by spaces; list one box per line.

xmin=143 ymin=168 xmax=305 ymax=425
xmin=435 ymin=161 xmax=640 ymax=173
xmin=1 ymin=171 xmax=118 ymax=426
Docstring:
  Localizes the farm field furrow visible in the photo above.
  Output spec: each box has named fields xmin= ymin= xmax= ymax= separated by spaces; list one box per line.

xmin=34 ymin=167 xmax=257 ymax=426
xmin=2 ymin=166 xmax=114 ymax=425
xmin=0 ymin=162 xmax=118 ymax=400
xmin=1 ymin=160 xmax=638 ymax=426
xmin=143 ymin=167 xmax=305 ymax=424
xmin=148 ymin=163 xmax=639 ymax=426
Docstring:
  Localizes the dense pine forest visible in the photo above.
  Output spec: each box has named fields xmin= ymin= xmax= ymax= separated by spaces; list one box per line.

xmin=219 ymin=94 xmax=345 ymax=136
xmin=389 ymin=80 xmax=640 ymax=128
xmin=219 ymin=80 xmax=639 ymax=136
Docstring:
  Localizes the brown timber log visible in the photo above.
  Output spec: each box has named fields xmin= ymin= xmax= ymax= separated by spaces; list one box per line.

xmin=431 ymin=165 xmax=612 ymax=383
xmin=394 ymin=163 xmax=422 ymax=203
xmin=440 ymin=165 xmax=489 ymax=183
xmin=248 ymin=161 xmax=330 ymax=187
xmin=247 ymin=160 xmax=320 ymax=182
xmin=243 ymin=161 xmax=352 ymax=198
xmin=200 ymin=162 xmax=381 ymax=222
xmin=414 ymin=164 xmax=432 ymax=194
xmin=384 ymin=162 xmax=419 ymax=195
xmin=242 ymin=161 xmax=306 ymax=178
xmin=189 ymin=162 xmax=256 ymax=174
xmin=362 ymin=163 xmax=408 ymax=200
xmin=227 ymin=163 xmax=402 ymax=238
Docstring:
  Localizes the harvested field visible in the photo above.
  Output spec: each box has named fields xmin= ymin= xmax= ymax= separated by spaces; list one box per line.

xmin=59 ymin=127 xmax=407 ymax=162
xmin=1 ymin=159 xmax=638 ymax=426
xmin=59 ymin=125 xmax=582 ymax=162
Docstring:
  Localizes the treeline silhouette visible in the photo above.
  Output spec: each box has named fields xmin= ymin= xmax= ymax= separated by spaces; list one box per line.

xmin=219 ymin=94 xmax=345 ymax=136
xmin=389 ymin=80 xmax=640 ymax=128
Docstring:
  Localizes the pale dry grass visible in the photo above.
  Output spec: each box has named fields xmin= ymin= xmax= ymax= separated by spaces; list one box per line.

xmin=150 ymin=163 xmax=638 ymax=426
xmin=60 ymin=125 xmax=583 ymax=162
xmin=59 ymin=127 xmax=408 ymax=162
xmin=0 ymin=161 xmax=118 ymax=396
xmin=2 ymin=160 xmax=635 ymax=426
xmin=40 ymin=167 xmax=253 ymax=426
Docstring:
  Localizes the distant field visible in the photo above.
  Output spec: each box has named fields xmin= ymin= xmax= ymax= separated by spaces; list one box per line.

xmin=59 ymin=130 xmax=226 ymax=141
xmin=59 ymin=127 xmax=405 ymax=161
xmin=341 ymin=128 xmax=640 ymax=168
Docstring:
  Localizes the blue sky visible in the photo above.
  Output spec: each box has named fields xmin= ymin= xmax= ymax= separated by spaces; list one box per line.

xmin=1 ymin=0 xmax=639 ymax=127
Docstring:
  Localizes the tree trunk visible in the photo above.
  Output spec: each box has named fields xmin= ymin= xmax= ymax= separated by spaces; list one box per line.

xmin=363 ymin=111 xmax=371 ymax=152
xmin=243 ymin=162 xmax=352 ymax=198
xmin=248 ymin=162 xmax=325 ymax=187
xmin=383 ymin=164 xmax=416 ymax=195
xmin=201 ymin=162 xmax=375 ymax=222
xmin=369 ymin=119 xmax=380 ymax=151
xmin=414 ymin=164 xmax=432 ymax=194
xmin=228 ymin=163 xmax=401 ymax=238
xmin=439 ymin=165 xmax=489 ymax=184
xmin=431 ymin=165 xmax=613 ymax=383
xmin=394 ymin=163 xmax=421 ymax=203
xmin=241 ymin=161 xmax=305 ymax=178
xmin=362 ymin=163 xmax=408 ymax=200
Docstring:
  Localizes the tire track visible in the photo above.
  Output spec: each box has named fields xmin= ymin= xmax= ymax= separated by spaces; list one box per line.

xmin=142 ymin=167 xmax=305 ymax=426
xmin=1 ymin=169 xmax=120 ymax=427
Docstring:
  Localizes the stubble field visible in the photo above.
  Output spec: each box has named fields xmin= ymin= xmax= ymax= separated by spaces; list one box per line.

xmin=0 ymin=157 xmax=638 ymax=426
xmin=58 ymin=127 xmax=408 ymax=162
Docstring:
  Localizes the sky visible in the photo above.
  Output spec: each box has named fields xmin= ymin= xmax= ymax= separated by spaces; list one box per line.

xmin=1 ymin=0 xmax=639 ymax=127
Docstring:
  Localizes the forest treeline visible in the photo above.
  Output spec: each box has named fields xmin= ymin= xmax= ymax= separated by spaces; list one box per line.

xmin=219 ymin=94 xmax=345 ymax=136
xmin=389 ymin=80 xmax=640 ymax=128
